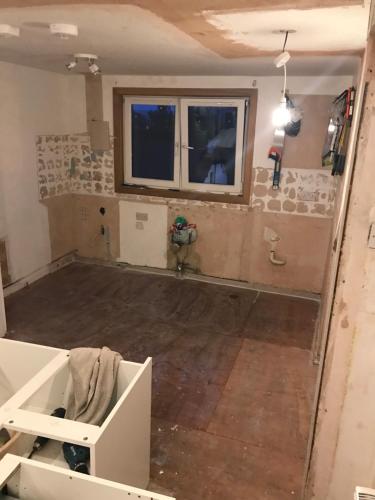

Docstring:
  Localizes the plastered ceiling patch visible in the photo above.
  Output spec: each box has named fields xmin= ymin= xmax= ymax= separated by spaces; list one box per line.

xmin=203 ymin=4 xmax=369 ymax=52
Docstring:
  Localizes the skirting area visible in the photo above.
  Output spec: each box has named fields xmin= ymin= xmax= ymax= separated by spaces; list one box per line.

xmin=5 ymin=262 xmax=318 ymax=499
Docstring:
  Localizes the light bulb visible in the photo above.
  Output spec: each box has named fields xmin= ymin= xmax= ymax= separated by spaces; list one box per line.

xmin=274 ymin=128 xmax=285 ymax=138
xmin=328 ymin=118 xmax=336 ymax=133
xmin=272 ymin=97 xmax=291 ymax=128
xmin=88 ymin=62 xmax=100 ymax=75
xmin=65 ymin=60 xmax=77 ymax=71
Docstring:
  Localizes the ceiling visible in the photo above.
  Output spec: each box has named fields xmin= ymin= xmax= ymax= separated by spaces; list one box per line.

xmin=204 ymin=5 xmax=368 ymax=52
xmin=0 ymin=2 xmax=369 ymax=76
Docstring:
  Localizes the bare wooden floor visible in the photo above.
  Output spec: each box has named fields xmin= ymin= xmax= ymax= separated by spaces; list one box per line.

xmin=5 ymin=263 xmax=318 ymax=500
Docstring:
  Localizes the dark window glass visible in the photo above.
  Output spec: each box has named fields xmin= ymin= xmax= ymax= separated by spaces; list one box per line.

xmin=131 ymin=104 xmax=175 ymax=181
xmin=187 ymin=106 xmax=237 ymax=186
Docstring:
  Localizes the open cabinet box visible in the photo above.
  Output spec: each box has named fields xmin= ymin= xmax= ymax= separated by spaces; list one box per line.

xmin=0 ymin=339 xmax=152 ymax=489
xmin=0 ymin=339 xmax=63 ymax=411
xmin=0 ymin=454 xmax=174 ymax=500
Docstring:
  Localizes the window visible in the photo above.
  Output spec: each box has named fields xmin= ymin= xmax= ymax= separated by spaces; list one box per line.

xmin=180 ymin=99 xmax=245 ymax=194
xmin=124 ymin=98 xmax=180 ymax=189
xmin=114 ymin=88 xmax=257 ymax=204
xmin=124 ymin=97 xmax=246 ymax=195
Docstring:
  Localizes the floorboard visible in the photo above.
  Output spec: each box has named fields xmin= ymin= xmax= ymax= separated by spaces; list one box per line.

xmin=5 ymin=262 xmax=319 ymax=500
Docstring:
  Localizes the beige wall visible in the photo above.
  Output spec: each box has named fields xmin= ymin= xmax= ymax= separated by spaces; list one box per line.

xmin=38 ymin=73 xmax=355 ymax=294
xmin=0 ymin=265 xmax=6 ymax=337
xmin=0 ymin=62 xmax=86 ymax=284
xmin=307 ymin=42 xmax=375 ymax=499
xmin=45 ymin=192 xmax=331 ymax=293
xmin=102 ymin=75 xmax=353 ymax=169
xmin=31 ymin=73 xmax=354 ymax=294
xmin=168 ymin=204 xmax=332 ymax=292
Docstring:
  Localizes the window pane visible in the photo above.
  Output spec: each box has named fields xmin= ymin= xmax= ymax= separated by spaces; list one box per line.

xmin=131 ymin=104 xmax=175 ymax=181
xmin=187 ymin=106 xmax=238 ymax=186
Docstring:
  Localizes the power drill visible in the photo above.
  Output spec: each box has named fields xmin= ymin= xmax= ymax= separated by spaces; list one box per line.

xmin=28 ymin=407 xmax=66 ymax=458
xmin=63 ymin=442 xmax=90 ymax=474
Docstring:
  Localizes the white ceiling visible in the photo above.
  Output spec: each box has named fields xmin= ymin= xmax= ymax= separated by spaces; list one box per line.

xmin=204 ymin=4 xmax=369 ymax=52
xmin=0 ymin=4 xmax=365 ymax=76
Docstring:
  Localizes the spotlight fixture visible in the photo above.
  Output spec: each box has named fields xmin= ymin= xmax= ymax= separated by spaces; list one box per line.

xmin=88 ymin=60 xmax=101 ymax=76
xmin=50 ymin=23 xmax=78 ymax=39
xmin=0 ymin=24 xmax=20 ymax=38
xmin=65 ymin=53 xmax=101 ymax=75
xmin=65 ymin=60 xmax=77 ymax=71
xmin=272 ymin=30 xmax=294 ymax=128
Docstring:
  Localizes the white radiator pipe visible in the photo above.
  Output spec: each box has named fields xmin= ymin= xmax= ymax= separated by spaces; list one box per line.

xmin=269 ymin=249 xmax=286 ymax=266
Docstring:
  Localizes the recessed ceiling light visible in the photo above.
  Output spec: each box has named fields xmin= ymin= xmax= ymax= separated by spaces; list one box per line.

xmin=0 ymin=24 xmax=20 ymax=38
xmin=49 ymin=23 xmax=78 ymax=39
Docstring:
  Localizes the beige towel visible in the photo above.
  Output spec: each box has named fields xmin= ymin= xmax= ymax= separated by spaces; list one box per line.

xmin=66 ymin=347 xmax=122 ymax=425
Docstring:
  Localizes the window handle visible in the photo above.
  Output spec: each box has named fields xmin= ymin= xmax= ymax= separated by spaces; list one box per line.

xmin=182 ymin=144 xmax=194 ymax=150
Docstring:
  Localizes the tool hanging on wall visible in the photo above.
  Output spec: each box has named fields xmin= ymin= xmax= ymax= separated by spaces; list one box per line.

xmin=268 ymin=140 xmax=283 ymax=190
xmin=322 ymin=86 xmax=356 ymax=175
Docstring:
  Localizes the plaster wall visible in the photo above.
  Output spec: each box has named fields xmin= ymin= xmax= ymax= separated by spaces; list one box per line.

xmin=102 ymin=74 xmax=353 ymax=169
xmin=31 ymin=73 xmax=353 ymax=294
xmin=307 ymin=43 xmax=375 ymax=499
xmin=102 ymin=75 xmax=352 ymax=292
xmin=0 ymin=62 xmax=86 ymax=283
xmin=0 ymin=265 xmax=6 ymax=336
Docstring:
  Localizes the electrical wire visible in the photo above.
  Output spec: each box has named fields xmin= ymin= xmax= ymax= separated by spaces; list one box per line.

xmin=282 ymin=30 xmax=289 ymax=98
xmin=283 ymin=63 xmax=287 ymax=98
xmin=282 ymin=30 xmax=289 ymax=52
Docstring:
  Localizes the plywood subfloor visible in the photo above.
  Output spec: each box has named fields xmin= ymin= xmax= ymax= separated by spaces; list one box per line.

xmin=5 ymin=263 xmax=318 ymax=499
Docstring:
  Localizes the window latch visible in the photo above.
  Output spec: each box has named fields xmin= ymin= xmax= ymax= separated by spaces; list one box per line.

xmin=182 ymin=145 xmax=194 ymax=150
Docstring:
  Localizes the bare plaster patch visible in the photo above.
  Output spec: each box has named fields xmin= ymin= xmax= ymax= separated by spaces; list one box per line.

xmin=251 ymin=166 xmax=336 ymax=218
xmin=253 ymin=184 xmax=268 ymax=197
xmin=311 ymin=203 xmax=327 ymax=215
xmin=267 ymin=199 xmax=281 ymax=211
xmin=256 ymin=168 xmax=269 ymax=183
xmin=283 ymin=200 xmax=296 ymax=212
xmin=36 ymin=134 xmax=115 ymax=200
xmin=341 ymin=316 xmax=349 ymax=328
xmin=297 ymin=202 xmax=309 ymax=214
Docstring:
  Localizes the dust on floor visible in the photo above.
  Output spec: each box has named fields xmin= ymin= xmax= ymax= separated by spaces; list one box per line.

xmin=5 ymin=263 xmax=318 ymax=500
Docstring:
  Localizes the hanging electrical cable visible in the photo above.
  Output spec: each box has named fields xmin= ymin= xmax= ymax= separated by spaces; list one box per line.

xmin=272 ymin=30 xmax=292 ymax=128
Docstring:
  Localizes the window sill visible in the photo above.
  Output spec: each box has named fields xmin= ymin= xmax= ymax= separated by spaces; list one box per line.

xmin=115 ymin=184 xmax=250 ymax=205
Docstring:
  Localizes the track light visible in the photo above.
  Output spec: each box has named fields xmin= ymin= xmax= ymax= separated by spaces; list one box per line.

xmin=65 ymin=60 xmax=77 ymax=71
xmin=65 ymin=53 xmax=101 ymax=75
xmin=88 ymin=61 xmax=101 ymax=75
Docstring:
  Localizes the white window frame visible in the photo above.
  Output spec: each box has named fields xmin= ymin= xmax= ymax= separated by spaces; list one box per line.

xmin=180 ymin=98 xmax=246 ymax=195
xmin=124 ymin=97 xmax=180 ymax=189
xmin=123 ymin=96 xmax=246 ymax=195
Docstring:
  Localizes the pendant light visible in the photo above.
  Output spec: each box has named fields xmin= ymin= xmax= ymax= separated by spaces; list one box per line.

xmin=272 ymin=30 xmax=293 ymax=128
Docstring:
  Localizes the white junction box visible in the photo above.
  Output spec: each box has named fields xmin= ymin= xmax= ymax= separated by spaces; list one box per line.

xmin=0 ymin=454 xmax=175 ymax=499
xmin=0 ymin=339 xmax=152 ymax=489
